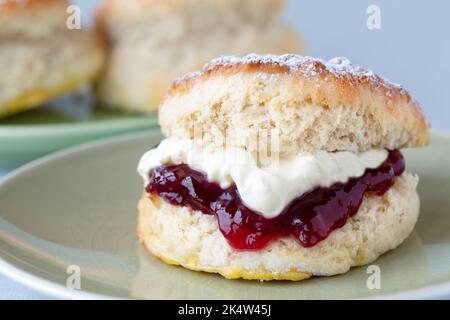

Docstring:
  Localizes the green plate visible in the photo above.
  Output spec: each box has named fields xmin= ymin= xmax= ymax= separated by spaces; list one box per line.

xmin=0 ymin=131 xmax=449 ymax=299
xmin=0 ymin=101 xmax=157 ymax=168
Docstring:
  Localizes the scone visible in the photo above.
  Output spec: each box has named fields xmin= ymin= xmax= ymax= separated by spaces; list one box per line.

xmin=137 ymin=54 xmax=429 ymax=281
xmin=0 ymin=0 xmax=104 ymax=118
xmin=95 ymin=0 xmax=303 ymax=113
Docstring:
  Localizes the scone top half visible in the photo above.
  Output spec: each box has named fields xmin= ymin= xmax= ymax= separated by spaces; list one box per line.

xmin=160 ymin=54 xmax=429 ymax=155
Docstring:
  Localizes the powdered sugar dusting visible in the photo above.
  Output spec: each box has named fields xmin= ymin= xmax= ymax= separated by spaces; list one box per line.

xmin=207 ymin=54 xmax=318 ymax=73
xmin=174 ymin=54 xmax=321 ymax=85
xmin=174 ymin=54 xmax=408 ymax=97
xmin=325 ymin=57 xmax=405 ymax=91
xmin=326 ymin=57 xmax=374 ymax=77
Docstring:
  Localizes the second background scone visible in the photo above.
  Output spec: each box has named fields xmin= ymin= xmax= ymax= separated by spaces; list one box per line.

xmin=95 ymin=0 xmax=303 ymax=113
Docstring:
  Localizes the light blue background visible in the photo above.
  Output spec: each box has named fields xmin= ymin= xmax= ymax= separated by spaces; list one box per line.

xmin=1 ymin=0 xmax=449 ymax=299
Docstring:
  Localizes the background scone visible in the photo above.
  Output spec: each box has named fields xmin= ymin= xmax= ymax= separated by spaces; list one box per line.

xmin=0 ymin=0 xmax=104 ymax=118
xmin=137 ymin=54 xmax=429 ymax=281
xmin=96 ymin=0 xmax=303 ymax=113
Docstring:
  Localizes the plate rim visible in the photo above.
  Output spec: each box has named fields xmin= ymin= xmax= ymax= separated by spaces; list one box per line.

xmin=0 ymin=130 xmax=449 ymax=300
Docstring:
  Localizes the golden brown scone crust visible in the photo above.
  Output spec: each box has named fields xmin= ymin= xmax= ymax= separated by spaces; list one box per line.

xmin=160 ymin=54 xmax=429 ymax=154
xmin=138 ymin=173 xmax=419 ymax=281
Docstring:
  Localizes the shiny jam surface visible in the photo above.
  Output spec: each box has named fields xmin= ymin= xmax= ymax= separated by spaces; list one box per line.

xmin=146 ymin=150 xmax=405 ymax=250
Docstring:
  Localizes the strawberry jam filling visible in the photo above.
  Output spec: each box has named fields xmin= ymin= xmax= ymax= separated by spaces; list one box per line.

xmin=145 ymin=150 xmax=405 ymax=250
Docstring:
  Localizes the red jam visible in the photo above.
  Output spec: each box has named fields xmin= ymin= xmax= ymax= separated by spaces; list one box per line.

xmin=146 ymin=150 xmax=405 ymax=250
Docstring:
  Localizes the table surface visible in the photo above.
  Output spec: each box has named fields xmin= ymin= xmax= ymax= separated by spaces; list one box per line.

xmin=1 ymin=0 xmax=450 ymax=299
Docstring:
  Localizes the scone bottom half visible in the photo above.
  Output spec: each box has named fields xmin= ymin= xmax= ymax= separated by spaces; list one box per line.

xmin=137 ymin=54 xmax=429 ymax=281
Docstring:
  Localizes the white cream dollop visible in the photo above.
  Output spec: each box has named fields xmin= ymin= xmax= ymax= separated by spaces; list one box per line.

xmin=138 ymin=137 xmax=388 ymax=219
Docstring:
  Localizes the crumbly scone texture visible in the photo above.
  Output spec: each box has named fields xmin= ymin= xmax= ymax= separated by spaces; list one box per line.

xmin=160 ymin=54 xmax=429 ymax=154
xmin=137 ymin=173 xmax=419 ymax=281
xmin=0 ymin=0 xmax=105 ymax=117
xmin=95 ymin=0 xmax=302 ymax=113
